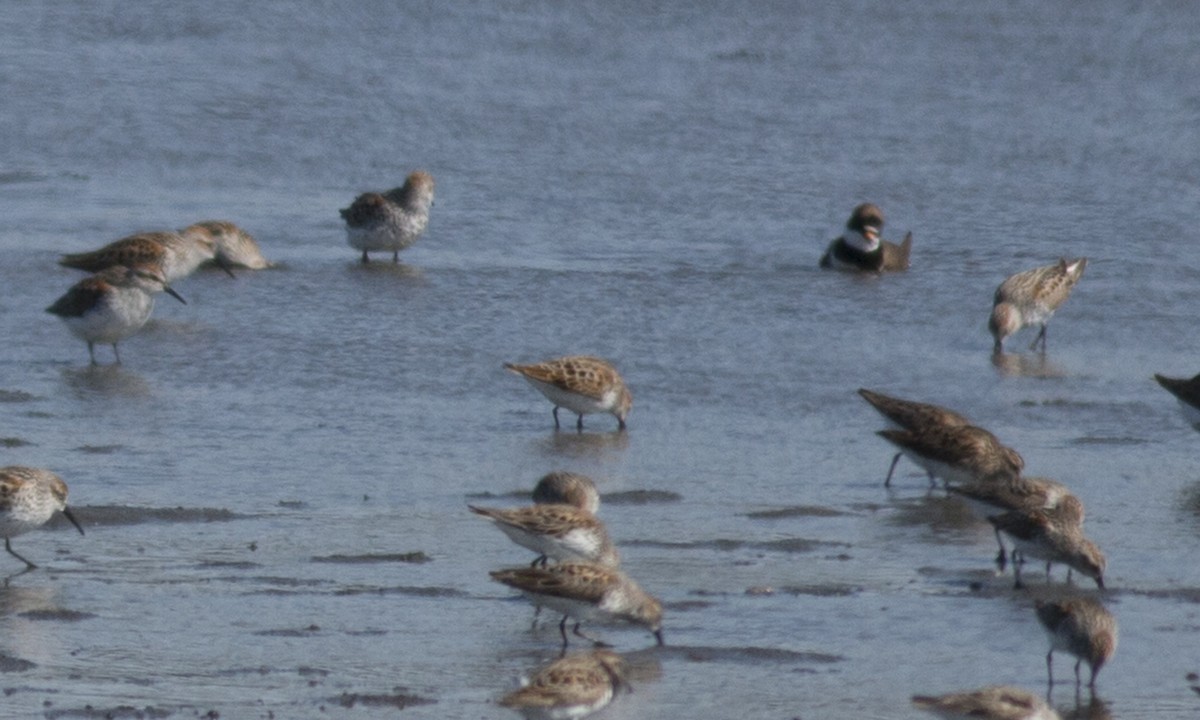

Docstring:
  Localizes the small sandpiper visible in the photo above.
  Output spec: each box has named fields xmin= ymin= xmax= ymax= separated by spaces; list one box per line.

xmin=60 ymin=230 xmax=235 ymax=282
xmin=469 ymin=503 xmax=620 ymax=568
xmin=505 ymin=356 xmax=632 ymax=432
xmin=0 ymin=466 xmax=85 ymax=570
xmin=340 ymin=170 xmax=435 ymax=263
xmin=490 ymin=562 xmax=663 ymax=649
xmin=1035 ymin=596 xmax=1117 ymax=690
xmin=989 ymin=258 xmax=1087 ymax=353
xmin=180 ymin=220 xmax=272 ymax=270
xmin=46 ymin=263 xmax=187 ymax=365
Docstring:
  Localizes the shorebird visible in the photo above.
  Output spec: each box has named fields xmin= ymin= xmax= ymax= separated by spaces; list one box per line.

xmin=948 ymin=477 xmax=1082 ymax=568
xmin=988 ymin=504 xmax=1105 ymax=589
xmin=874 ymin=423 xmax=1024 ymax=488
xmin=498 ymin=649 xmax=629 ymax=719
xmin=989 ymin=258 xmax=1087 ymax=353
xmin=858 ymin=389 xmax=974 ymax=484
xmin=819 ymin=203 xmax=912 ymax=272
xmin=180 ymin=220 xmax=272 ymax=270
xmin=505 ymin=356 xmax=632 ymax=431
xmin=469 ymin=503 xmax=620 ymax=568
xmin=1035 ymin=597 xmax=1117 ymax=690
xmin=532 ymin=471 xmax=601 ymax=515
xmin=912 ymin=685 xmax=1061 ymax=720
xmin=46 ymin=264 xmax=187 ymax=365
xmin=1153 ymin=372 xmax=1200 ymax=427
xmin=490 ymin=562 xmax=664 ymax=649
xmin=0 ymin=466 xmax=85 ymax=570
xmin=340 ymin=170 xmax=435 ymax=263
xmin=59 ymin=230 xmax=235 ymax=281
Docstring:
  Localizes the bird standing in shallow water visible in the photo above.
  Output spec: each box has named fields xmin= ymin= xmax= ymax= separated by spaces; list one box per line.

xmin=989 ymin=258 xmax=1087 ymax=353
xmin=0 ymin=466 xmax=85 ymax=570
xmin=46 ymin=264 xmax=187 ymax=365
xmin=988 ymin=502 xmax=1105 ymax=589
xmin=490 ymin=562 xmax=664 ymax=650
xmin=1035 ymin=597 xmax=1117 ymax=691
xmin=340 ymin=170 xmax=435 ymax=263
xmin=505 ymin=356 xmax=632 ymax=432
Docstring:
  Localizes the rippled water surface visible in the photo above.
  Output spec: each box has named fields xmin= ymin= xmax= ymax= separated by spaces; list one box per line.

xmin=2 ymin=2 xmax=1200 ymax=718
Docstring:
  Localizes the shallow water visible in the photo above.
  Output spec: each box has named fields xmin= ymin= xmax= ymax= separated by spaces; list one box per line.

xmin=2 ymin=1 xmax=1200 ymax=718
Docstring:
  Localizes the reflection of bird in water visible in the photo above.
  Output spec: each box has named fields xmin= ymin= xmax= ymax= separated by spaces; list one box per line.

xmin=912 ymin=684 xmax=1061 ymax=719
xmin=991 ymin=351 xmax=1066 ymax=379
xmin=499 ymin=649 xmax=629 ymax=719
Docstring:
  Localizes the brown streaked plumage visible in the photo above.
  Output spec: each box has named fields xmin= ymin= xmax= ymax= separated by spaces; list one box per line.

xmin=532 ymin=471 xmax=601 ymax=515
xmin=988 ymin=503 xmax=1105 ymax=589
xmin=912 ymin=685 xmax=1061 ymax=720
xmin=0 ymin=466 xmax=85 ymax=570
xmin=1035 ymin=597 xmax=1118 ymax=690
xmin=875 ymin=423 xmax=1024 ymax=488
xmin=505 ymin=356 xmax=632 ymax=431
xmin=490 ymin=562 xmax=663 ymax=649
xmin=949 ymin=477 xmax=1082 ymax=568
xmin=180 ymin=220 xmax=271 ymax=270
xmin=59 ymin=230 xmax=235 ymax=281
xmin=819 ymin=203 xmax=913 ymax=272
xmin=469 ymin=503 xmax=619 ymax=568
xmin=858 ymin=388 xmax=973 ymax=431
xmin=340 ymin=170 xmax=435 ymax=263
xmin=498 ymin=649 xmax=629 ymax=719
xmin=46 ymin=264 xmax=188 ymax=365
xmin=990 ymin=258 xmax=1087 ymax=353
xmin=858 ymin=389 xmax=974 ymax=484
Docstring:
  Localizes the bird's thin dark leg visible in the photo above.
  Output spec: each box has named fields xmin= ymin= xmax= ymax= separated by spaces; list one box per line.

xmin=1031 ymin=325 xmax=1048 ymax=352
xmin=558 ymin=615 xmax=570 ymax=651
xmin=5 ymin=539 xmax=36 ymax=570
xmin=884 ymin=453 xmax=902 ymax=487
xmin=87 ymin=342 xmax=97 ymax=366
xmin=361 ymin=249 xmax=370 ymax=264
xmin=571 ymin=622 xmax=610 ymax=647
xmin=112 ymin=343 xmax=122 ymax=365
xmin=1046 ymin=650 xmax=1054 ymax=687
xmin=552 ymin=407 xmax=561 ymax=429
xmin=993 ymin=527 xmax=1008 ymax=570
xmin=392 ymin=251 xmax=399 ymax=263
xmin=576 ymin=414 xmax=584 ymax=432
